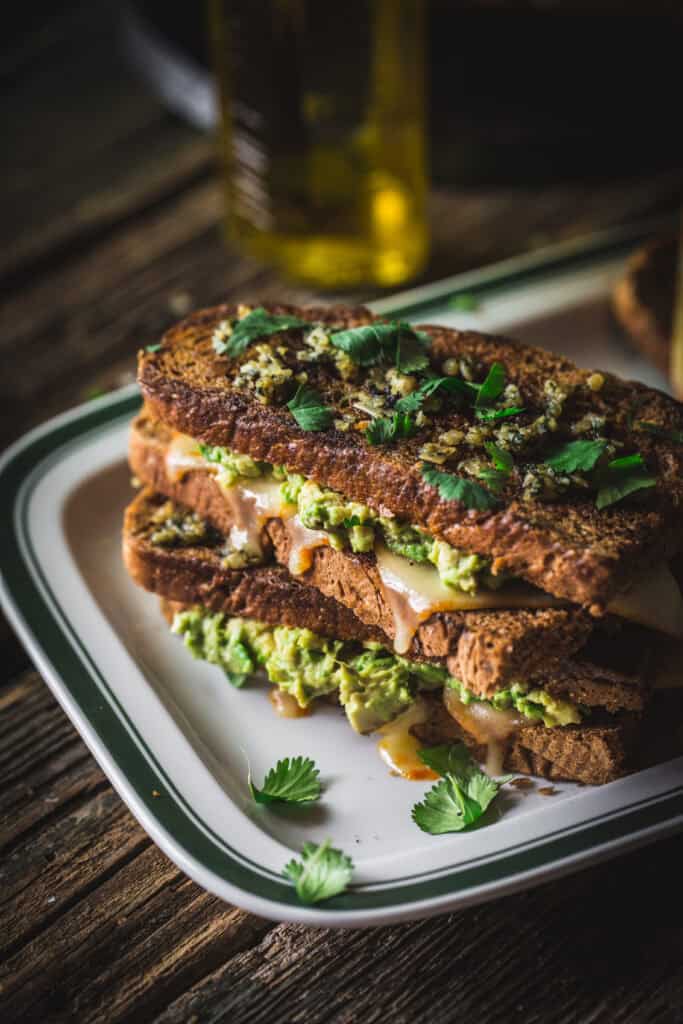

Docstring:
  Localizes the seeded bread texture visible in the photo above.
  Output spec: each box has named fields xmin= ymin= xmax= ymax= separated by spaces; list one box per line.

xmin=138 ymin=303 xmax=683 ymax=610
xmin=123 ymin=486 xmax=650 ymax=716
xmin=413 ymin=694 xmax=640 ymax=786
xmin=129 ymin=413 xmax=653 ymax=703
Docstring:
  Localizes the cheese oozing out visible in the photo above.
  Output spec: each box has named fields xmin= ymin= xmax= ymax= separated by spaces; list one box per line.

xmin=376 ymin=698 xmax=439 ymax=781
xmin=164 ymin=433 xmax=683 ymax=652
xmin=443 ymin=686 xmax=523 ymax=776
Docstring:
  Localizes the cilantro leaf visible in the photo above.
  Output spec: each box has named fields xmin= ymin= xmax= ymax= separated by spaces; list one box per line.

xmin=474 ymin=362 xmax=506 ymax=409
xmin=595 ymin=453 xmax=656 ymax=510
xmin=329 ymin=321 xmax=430 ymax=371
xmin=396 ymin=329 xmax=431 ymax=373
xmin=636 ymin=421 xmax=683 ymax=444
xmin=145 ymin=343 xmax=162 ymax=353
xmin=249 ymin=756 xmax=321 ymax=805
xmin=448 ymin=293 xmax=480 ymax=312
xmin=476 ymin=467 xmax=508 ymax=495
xmin=412 ymin=743 xmax=510 ymax=835
xmin=283 ymin=840 xmax=354 ymax=904
xmin=287 ymin=384 xmax=334 ymax=432
xmin=214 ymin=308 xmax=311 ymax=358
xmin=421 ymin=465 xmax=499 ymax=510
xmin=485 ymin=441 xmax=514 ymax=473
xmin=544 ymin=439 xmax=607 ymax=473
xmin=474 ymin=405 xmax=525 ymax=422
xmin=366 ymin=412 xmax=417 ymax=446
xmin=394 ymin=375 xmax=474 ymax=417
xmin=394 ymin=391 xmax=424 ymax=416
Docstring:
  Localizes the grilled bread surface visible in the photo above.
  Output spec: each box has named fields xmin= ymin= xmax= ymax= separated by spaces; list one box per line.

xmin=139 ymin=303 xmax=683 ymax=609
xmin=129 ymin=414 xmax=652 ymax=704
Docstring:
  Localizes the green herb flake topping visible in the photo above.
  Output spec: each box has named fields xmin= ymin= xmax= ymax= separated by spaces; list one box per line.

xmin=412 ymin=744 xmax=510 ymax=835
xmin=421 ymin=465 xmax=499 ymax=511
xmin=595 ymin=453 xmax=656 ymax=509
xmin=474 ymin=405 xmax=525 ymax=422
xmin=366 ymin=411 xmax=417 ymax=446
xmin=249 ymin=756 xmax=321 ymax=805
xmin=544 ymin=439 xmax=608 ymax=473
xmin=329 ymin=321 xmax=430 ymax=371
xmin=485 ymin=441 xmax=514 ymax=473
xmin=214 ymin=308 xmax=311 ymax=358
xmin=474 ymin=361 xmax=506 ymax=410
xmin=287 ymin=384 xmax=334 ymax=432
xmin=283 ymin=840 xmax=354 ymax=904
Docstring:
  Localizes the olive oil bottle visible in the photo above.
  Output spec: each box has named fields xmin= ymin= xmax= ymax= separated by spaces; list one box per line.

xmin=209 ymin=0 xmax=428 ymax=288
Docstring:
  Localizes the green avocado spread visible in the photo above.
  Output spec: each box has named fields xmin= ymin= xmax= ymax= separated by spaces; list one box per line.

xmin=172 ymin=607 xmax=583 ymax=733
xmin=194 ymin=441 xmax=508 ymax=594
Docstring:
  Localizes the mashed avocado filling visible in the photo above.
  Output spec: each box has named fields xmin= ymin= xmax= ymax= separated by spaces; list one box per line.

xmin=195 ymin=442 xmax=508 ymax=594
xmin=172 ymin=607 xmax=583 ymax=733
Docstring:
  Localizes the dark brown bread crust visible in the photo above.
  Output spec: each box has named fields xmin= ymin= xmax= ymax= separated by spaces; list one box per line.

xmin=612 ymin=236 xmax=675 ymax=377
xmin=123 ymin=489 xmax=386 ymax=643
xmin=129 ymin=415 xmax=640 ymax=700
xmin=138 ymin=302 xmax=683 ymax=609
xmin=123 ymin=486 xmax=649 ymax=719
xmin=413 ymin=695 xmax=639 ymax=786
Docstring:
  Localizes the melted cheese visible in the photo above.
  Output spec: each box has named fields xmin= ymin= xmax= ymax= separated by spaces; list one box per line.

xmin=165 ymin=433 xmax=207 ymax=481
xmin=268 ymin=688 xmax=311 ymax=718
xmin=443 ymin=687 xmax=523 ymax=776
xmin=222 ymin=478 xmax=291 ymax=557
xmin=375 ymin=544 xmax=683 ymax=654
xmin=375 ymin=544 xmax=564 ymax=654
xmin=282 ymin=517 xmax=331 ymax=576
xmin=376 ymin=699 xmax=438 ymax=780
xmin=608 ymin=563 xmax=683 ymax=639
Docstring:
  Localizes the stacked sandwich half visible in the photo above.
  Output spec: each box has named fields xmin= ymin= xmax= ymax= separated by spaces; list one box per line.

xmin=123 ymin=303 xmax=683 ymax=785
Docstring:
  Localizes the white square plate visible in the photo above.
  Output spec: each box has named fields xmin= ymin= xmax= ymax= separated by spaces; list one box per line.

xmin=2 ymin=223 xmax=682 ymax=926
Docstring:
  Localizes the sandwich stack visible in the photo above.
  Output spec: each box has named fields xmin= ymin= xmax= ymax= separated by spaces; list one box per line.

xmin=123 ymin=303 xmax=683 ymax=786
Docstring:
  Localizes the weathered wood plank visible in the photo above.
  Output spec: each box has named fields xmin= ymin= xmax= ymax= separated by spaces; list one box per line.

xmin=154 ymin=834 xmax=683 ymax=1024
xmin=0 ymin=787 xmax=150 ymax=962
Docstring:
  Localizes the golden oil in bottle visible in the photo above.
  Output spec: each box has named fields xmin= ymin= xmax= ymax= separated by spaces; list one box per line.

xmin=209 ymin=0 xmax=428 ymax=289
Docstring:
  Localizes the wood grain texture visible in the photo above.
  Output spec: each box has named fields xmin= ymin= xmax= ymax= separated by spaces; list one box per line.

xmin=2 ymin=3 xmax=683 ymax=1022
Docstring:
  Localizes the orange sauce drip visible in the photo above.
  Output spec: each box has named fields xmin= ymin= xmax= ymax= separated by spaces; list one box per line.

xmin=268 ymin=688 xmax=311 ymax=719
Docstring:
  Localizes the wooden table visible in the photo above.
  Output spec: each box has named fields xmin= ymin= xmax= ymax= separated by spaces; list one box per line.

xmin=3 ymin=7 xmax=683 ymax=1022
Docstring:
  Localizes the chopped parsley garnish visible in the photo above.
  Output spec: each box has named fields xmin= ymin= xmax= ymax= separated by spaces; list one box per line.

xmin=249 ymin=756 xmax=321 ymax=805
xmin=214 ymin=308 xmax=311 ymax=358
xmin=421 ymin=465 xmax=499 ymax=511
xmin=476 ymin=468 xmax=508 ymax=495
xmin=394 ymin=375 xmax=475 ymax=417
xmin=474 ymin=405 xmax=525 ymax=422
xmin=145 ymin=343 xmax=162 ymax=353
xmin=544 ymin=439 xmax=607 ymax=473
xmin=448 ymin=293 xmax=480 ymax=312
xmin=283 ymin=840 xmax=354 ymax=904
xmin=636 ymin=421 xmax=683 ymax=444
xmin=412 ymin=744 xmax=510 ymax=835
xmin=366 ymin=411 xmax=417 ymax=446
xmin=485 ymin=441 xmax=514 ymax=473
xmin=595 ymin=453 xmax=656 ymax=510
xmin=287 ymin=384 xmax=334 ymax=432
xmin=329 ymin=321 xmax=430 ymax=371
xmin=474 ymin=361 xmax=506 ymax=410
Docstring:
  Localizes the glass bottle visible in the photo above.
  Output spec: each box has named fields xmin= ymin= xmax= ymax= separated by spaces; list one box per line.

xmin=209 ymin=0 xmax=428 ymax=288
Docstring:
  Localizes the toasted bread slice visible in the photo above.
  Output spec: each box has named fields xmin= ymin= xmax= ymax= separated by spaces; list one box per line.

xmin=613 ymin=236 xmax=676 ymax=377
xmin=138 ymin=302 xmax=683 ymax=609
xmin=129 ymin=413 xmax=653 ymax=703
xmin=123 ymin=487 xmax=649 ymax=721
xmin=123 ymin=488 xmax=383 ymax=643
xmin=413 ymin=695 xmax=640 ymax=787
